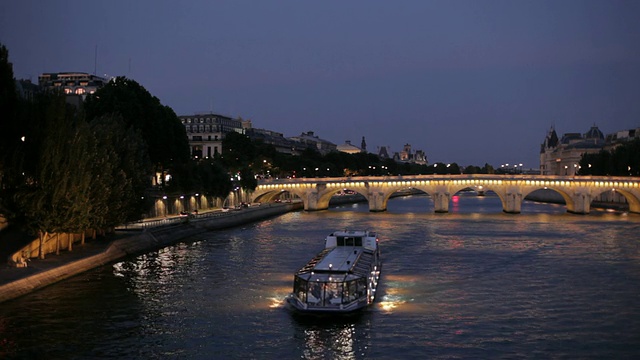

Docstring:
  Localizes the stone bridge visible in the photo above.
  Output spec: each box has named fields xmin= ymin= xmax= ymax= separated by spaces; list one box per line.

xmin=251 ymin=174 xmax=640 ymax=214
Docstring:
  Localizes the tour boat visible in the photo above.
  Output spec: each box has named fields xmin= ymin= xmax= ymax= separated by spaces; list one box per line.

xmin=287 ymin=230 xmax=381 ymax=314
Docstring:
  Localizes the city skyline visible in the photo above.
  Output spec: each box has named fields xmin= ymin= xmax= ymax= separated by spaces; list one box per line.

xmin=1 ymin=0 xmax=639 ymax=168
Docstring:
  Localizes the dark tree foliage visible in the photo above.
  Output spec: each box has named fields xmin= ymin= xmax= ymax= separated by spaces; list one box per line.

xmin=0 ymin=44 xmax=18 ymax=164
xmin=578 ymin=139 xmax=640 ymax=176
xmin=89 ymin=115 xmax=152 ymax=225
xmin=13 ymin=93 xmax=93 ymax=239
xmin=463 ymin=163 xmax=494 ymax=174
xmin=197 ymin=161 xmax=233 ymax=198
xmin=221 ymin=132 xmax=256 ymax=171
xmin=84 ymin=77 xmax=190 ymax=169
xmin=239 ymin=167 xmax=258 ymax=192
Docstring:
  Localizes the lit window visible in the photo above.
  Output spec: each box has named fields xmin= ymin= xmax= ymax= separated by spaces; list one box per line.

xmin=64 ymin=88 xmax=72 ymax=94
xmin=75 ymin=88 xmax=85 ymax=95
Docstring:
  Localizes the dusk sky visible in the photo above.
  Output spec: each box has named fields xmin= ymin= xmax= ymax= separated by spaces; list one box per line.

xmin=2 ymin=1 xmax=639 ymax=169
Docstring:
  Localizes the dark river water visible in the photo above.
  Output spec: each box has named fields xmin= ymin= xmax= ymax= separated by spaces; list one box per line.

xmin=1 ymin=193 xmax=639 ymax=359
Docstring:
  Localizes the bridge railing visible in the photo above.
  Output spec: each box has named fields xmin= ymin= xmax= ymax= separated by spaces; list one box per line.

xmin=258 ymin=174 xmax=640 ymax=185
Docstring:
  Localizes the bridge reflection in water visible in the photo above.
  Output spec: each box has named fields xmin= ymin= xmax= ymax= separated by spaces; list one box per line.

xmin=253 ymin=175 xmax=640 ymax=214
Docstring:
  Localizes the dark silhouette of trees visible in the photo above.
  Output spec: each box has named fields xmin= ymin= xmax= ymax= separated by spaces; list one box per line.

xmin=578 ymin=139 xmax=640 ymax=176
xmin=84 ymin=76 xmax=190 ymax=183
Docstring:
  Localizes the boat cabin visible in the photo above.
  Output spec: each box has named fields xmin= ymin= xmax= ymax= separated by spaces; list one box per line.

xmin=291 ymin=230 xmax=379 ymax=309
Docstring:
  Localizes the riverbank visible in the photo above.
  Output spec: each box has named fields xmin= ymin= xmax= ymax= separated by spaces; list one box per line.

xmin=0 ymin=202 xmax=302 ymax=304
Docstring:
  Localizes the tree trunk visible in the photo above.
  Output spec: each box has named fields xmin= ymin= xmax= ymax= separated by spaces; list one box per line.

xmin=38 ymin=231 xmax=45 ymax=259
xmin=81 ymin=231 xmax=85 ymax=245
xmin=55 ymin=233 xmax=60 ymax=255
xmin=68 ymin=233 xmax=73 ymax=252
xmin=92 ymin=229 xmax=97 ymax=240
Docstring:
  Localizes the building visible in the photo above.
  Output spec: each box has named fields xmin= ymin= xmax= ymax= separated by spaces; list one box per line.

xmin=244 ymin=124 xmax=307 ymax=155
xmin=38 ymin=72 xmax=107 ymax=104
xmin=605 ymin=128 xmax=640 ymax=149
xmin=377 ymin=146 xmax=391 ymax=159
xmin=539 ymin=125 xmax=606 ymax=175
xmin=179 ymin=113 xmax=244 ymax=159
xmin=392 ymin=144 xmax=428 ymax=165
xmin=337 ymin=140 xmax=363 ymax=154
xmin=289 ymin=131 xmax=337 ymax=155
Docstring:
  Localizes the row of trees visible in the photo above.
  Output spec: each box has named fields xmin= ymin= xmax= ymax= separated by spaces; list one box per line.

xmin=578 ymin=139 xmax=640 ymax=176
xmin=0 ymin=44 xmax=232 ymax=257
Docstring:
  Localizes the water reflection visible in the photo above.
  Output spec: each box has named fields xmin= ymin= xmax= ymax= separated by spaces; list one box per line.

xmin=292 ymin=314 xmax=372 ymax=360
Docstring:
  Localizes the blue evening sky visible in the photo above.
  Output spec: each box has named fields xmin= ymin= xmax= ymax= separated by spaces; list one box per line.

xmin=2 ymin=0 xmax=639 ymax=168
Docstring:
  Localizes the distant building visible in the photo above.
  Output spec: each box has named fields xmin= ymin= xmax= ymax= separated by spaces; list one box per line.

xmin=337 ymin=140 xmax=363 ymax=154
xmin=377 ymin=146 xmax=391 ymax=159
xmin=539 ymin=125 xmax=606 ymax=175
xmin=38 ymin=72 xmax=108 ymax=95
xmin=605 ymin=128 xmax=640 ymax=149
xmin=179 ymin=113 xmax=244 ymax=159
xmin=392 ymin=144 xmax=427 ymax=164
xmin=244 ymin=120 xmax=307 ymax=155
xmin=15 ymin=79 xmax=39 ymax=100
xmin=289 ymin=131 xmax=337 ymax=155
xmin=38 ymin=72 xmax=108 ymax=106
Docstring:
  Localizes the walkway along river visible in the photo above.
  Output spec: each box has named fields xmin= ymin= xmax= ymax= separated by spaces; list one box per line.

xmin=0 ymin=193 xmax=638 ymax=359
xmin=0 ymin=202 xmax=302 ymax=304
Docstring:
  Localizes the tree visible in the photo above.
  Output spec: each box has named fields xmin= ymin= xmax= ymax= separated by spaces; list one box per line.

xmin=579 ymin=139 xmax=640 ymax=176
xmin=84 ymin=77 xmax=189 ymax=185
xmin=0 ymin=43 xmax=24 ymax=219
xmin=89 ymin=114 xmax=152 ymax=226
xmin=14 ymin=93 xmax=94 ymax=257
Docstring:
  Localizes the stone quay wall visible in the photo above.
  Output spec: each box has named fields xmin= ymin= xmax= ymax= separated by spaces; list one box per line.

xmin=0 ymin=202 xmax=301 ymax=304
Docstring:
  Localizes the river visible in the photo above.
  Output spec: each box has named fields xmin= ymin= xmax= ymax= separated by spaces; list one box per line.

xmin=1 ymin=193 xmax=639 ymax=359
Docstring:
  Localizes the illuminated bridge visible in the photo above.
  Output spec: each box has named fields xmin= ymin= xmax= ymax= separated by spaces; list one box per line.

xmin=252 ymin=175 xmax=640 ymax=214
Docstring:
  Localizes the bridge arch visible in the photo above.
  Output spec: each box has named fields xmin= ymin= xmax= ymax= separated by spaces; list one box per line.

xmin=591 ymin=188 xmax=640 ymax=213
xmin=521 ymin=187 xmax=575 ymax=213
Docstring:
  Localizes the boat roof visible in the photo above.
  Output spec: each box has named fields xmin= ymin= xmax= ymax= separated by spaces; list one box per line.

xmin=329 ymin=230 xmax=376 ymax=237
xmin=315 ymin=247 xmax=363 ymax=273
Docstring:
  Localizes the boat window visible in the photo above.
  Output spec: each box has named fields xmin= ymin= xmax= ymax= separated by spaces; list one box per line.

xmin=325 ymin=282 xmax=343 ymax=305
xmin=346 ymin=280 xmax=357 ymax=302
xmin=294 ymin=277 xmax=307 ymax=303
xmin=337 ymin=236 xmax=362 ymax=246
xmin=356 ymin=278 xmax=367 ymax=299
xmin=308 ymin=281 xmax=323 ymax=305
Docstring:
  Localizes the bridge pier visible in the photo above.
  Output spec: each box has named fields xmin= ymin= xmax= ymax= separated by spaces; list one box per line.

xmin=433 ymin=192 xmax=450 ymax=213
xmin=303 ymin=188 xmax=328 ymax=211
xmin=568 ymin=191 xmax=591 ymax=214
xmin=367 ymin=191 xmax=387 ymax=212
xmin=503 ymin=192 xmax=523 ymax=214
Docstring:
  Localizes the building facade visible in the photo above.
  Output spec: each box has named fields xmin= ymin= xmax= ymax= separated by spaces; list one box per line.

xmin=539 ymin=125 xmax=606 ymax=175
xmin=38 ymin=72 xmax=107 ymax=97
xmin=179 ymin=113 xmax=244 ymax=159
xmin=289 ymin=131 xmax=337 ymax=155
xmin=392 ymin=144 xmax=428 ymax=165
